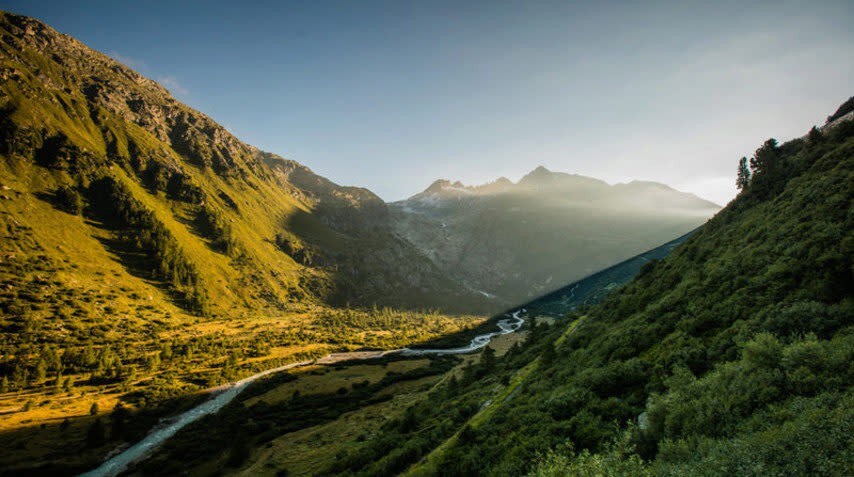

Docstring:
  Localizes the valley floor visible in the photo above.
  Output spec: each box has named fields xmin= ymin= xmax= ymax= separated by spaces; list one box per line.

xmin=0 ymin=309 xmax=486 ymax=476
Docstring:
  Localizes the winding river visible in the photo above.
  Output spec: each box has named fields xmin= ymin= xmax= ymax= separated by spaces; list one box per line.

xmin=78 ymin=309 xmax=526 ymax=477
xmin=400 ymin=310 xmax=525 ymax=356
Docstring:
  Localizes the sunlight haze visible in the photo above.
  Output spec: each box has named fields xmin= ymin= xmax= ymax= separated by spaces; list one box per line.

xmin=4 ymin=1 xmax=852 ymax=205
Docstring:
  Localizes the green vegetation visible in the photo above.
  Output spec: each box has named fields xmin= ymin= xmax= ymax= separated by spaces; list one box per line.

xmin=134 ymin=357 xmax=458 ymax=476
xmin=0 ymin=11 xmax=489 ymax=474
xmin=307 ymin=113 xmax=852 ymax=476
xmin=1 ymin=9 xmax=851 ymax=477
xmin=87 ymin=175 xmax=209 ymax=313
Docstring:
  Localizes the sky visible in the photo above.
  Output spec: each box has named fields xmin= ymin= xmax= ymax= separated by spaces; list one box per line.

xmin=4 ymin=1 xmax=853 ymax=205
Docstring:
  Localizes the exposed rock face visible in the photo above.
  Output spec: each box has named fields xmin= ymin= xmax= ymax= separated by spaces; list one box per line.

xmin=0 ymin=12 xmax=252 ymax=176
xmin=390 ymin=167 xmax=720 ymax=303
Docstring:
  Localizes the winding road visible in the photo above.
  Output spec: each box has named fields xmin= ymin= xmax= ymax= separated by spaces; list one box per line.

xmin=78 ymin=310 xmax=528 ymax=477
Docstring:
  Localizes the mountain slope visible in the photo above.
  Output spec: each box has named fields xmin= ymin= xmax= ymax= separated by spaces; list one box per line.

xmin=0 ymin=12 xmax=496 ymax=472
xmin=0 ymin=9 xmax=493 ymax=322
xmin=325 ymin=100 xmax=854 ymax=476
xmin=390 ymin=167 xmax=719 ymax=303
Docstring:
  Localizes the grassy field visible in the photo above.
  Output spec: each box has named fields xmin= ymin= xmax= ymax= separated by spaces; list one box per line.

xmin=244 ymin=359 xmax=431 ymax=406
xmin=119 ymin=353 xmax=467 ymax=476
xmin=233 ymin=365 xmax=441 ymax=477
xmin=0 ymin=303 xmax=482 ymax=475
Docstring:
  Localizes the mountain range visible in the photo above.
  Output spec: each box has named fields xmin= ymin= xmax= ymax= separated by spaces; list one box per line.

xmin=391 ymin=167 xmax=718 ymax=302
xmin=116 ymin=99 xmax=853 ymax=476
xmin=2 ymin=10 xmax=848 ymax=477
xmin=0 ymin=9 xmax=717 ymax=326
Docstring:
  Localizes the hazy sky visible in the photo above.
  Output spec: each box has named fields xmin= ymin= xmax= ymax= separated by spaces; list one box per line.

xmin=5 ymin=1 xmax=853 ymax=205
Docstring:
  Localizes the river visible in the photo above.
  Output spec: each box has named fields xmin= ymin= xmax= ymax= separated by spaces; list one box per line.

xmin=78 ymin=309 xmax=526 ymax=477
xmin=399 ymin=310 xmax=525 ymax=356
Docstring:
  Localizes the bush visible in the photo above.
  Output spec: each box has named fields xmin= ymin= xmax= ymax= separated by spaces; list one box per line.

xmin=54 ymin=185 xmax=83 ymax=214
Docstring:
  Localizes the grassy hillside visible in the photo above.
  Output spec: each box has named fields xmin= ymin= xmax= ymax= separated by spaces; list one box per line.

xmin=73 ymin=224 xmax=689 ymax=477
xmin=0 ymin=11 xmax=491 ymax=472
xmin=321 ymin=104 xmax=853 ymax=476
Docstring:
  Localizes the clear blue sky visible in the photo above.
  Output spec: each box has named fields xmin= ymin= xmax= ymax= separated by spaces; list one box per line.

xmin=5 ymin=1 xmax=853 ymax=204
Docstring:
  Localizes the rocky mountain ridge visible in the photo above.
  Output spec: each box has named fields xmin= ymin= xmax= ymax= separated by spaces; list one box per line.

xmin=390 ymin=166 xmax=720 ymax=303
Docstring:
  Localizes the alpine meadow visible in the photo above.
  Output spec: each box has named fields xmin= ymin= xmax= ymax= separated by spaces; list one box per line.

xmin=0 ymin=4 xmax=851 ymax=477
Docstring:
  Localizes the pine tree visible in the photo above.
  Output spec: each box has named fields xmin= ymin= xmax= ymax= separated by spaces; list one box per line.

xmin=541 ymin=342 xmax=556 ymax=365
xmin=748 ymin=138 xmax=780 ymax=196
xmin=749 ymin=138 xmax=779 ymax=177
xmin=736 ymin=157 xmax=750 ymax=190
xmin=480 ymin=345 xmax=496 ymax=371
xmin=447 ymin=373 xmax=459 ymax=390
xmin=34 ymin=358 xmax=48 ymax=382
xmin=807 ymin=126 xmax=823 ymax=144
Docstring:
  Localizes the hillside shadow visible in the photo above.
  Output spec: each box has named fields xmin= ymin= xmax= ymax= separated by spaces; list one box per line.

xmin=0 ymin=389 xmax=212 ymax=477
xmin=79 ymin=208 xmax=191 ymax=311
xmin=280 ymin=209 xmax=500 ymax=315
xmin=33 ymin=191 xmax=185 ymax=309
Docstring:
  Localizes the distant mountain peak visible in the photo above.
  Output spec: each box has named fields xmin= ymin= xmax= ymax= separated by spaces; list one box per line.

xmin=424 ymin=179 xmax=453 ymax=193
xmin=623 ymin=179 xmax=674 ymax=190
xmin=517 ymin=167 xmax=610 ymax=190
xmin=522 ymin=165 xmax=553 ymax=181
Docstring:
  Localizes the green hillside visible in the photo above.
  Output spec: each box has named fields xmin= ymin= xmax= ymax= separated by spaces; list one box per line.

xmin=2 ymin=8 xmax=850 ymax=477
xmin=0 ymin=11 xmax=489 ymax=470
xmin=323 ymin=104 xmax=854 ymax=476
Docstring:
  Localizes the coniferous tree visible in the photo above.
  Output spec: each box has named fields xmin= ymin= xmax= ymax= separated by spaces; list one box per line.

xmin=749 ymin=138 xmax=780 ymax=195
xmin=34 ymin=359 xmax=47 ymax=382
xmin=736 ymin=157 xmax=750 ymax=190
xmin=480 ymin=345 xmax=496 ymax=371
xmin=447 ymin=373 xmax=459 ymax=391
xmin=807 ymin=126 xmax=823 ymax=144
xmin=541 ymin=341 xmax=556 ymax=365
